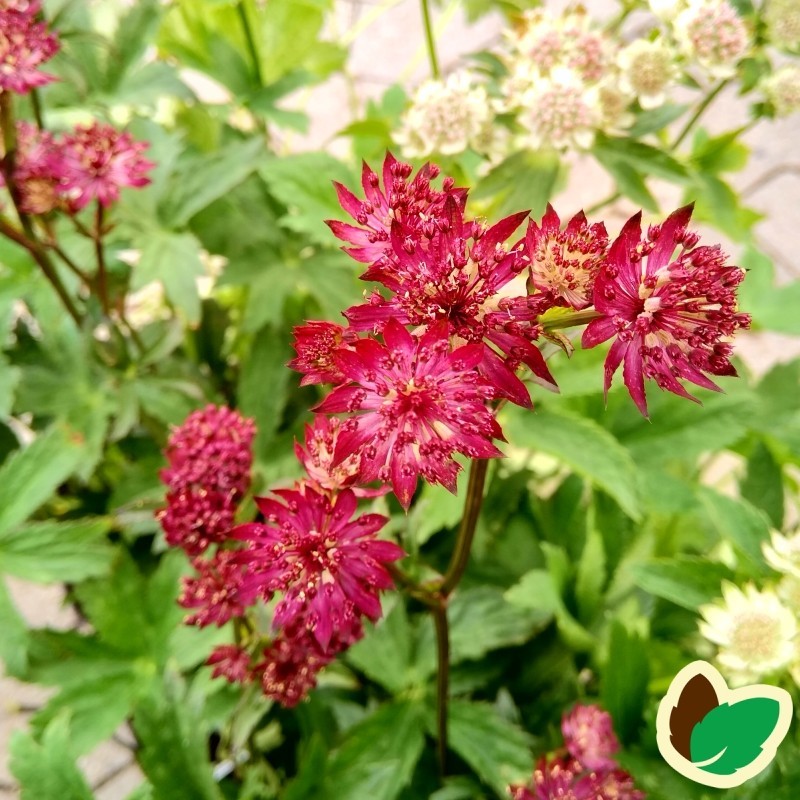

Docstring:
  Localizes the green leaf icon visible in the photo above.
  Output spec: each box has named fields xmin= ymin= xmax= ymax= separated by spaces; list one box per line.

xmin=689 ymin=698 xmax=782 ymax=776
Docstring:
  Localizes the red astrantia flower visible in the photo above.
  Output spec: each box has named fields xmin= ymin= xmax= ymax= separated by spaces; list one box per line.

xmin=289 ymin=321 xmax=357 ymax=386
xmin=158 ymin=404 xmax=255 ymax=555
xmin=510 ymin=757 xmax=584 ymax=800
xmin=295 ymin=415 xmax=388 ymax=498
xmin=234 ymin=486 xmax=402 ymax=652
xmin=61 ymin=122 xmax=154 ymax=209
xmin=581 ymin=205 xmax=750 ymax=416
xmin=562 ymin=703 xmax=620 ymax=772
xmin=315 ymin=319 xmax=504 ymax=508
xmin=342 ymin=196 xmax=558 ymax=407
xmin=206 ymin=644 xmax=253 ymax=684
xmin=0 ymin=3 xmax=59 ymax=94
xmin=253 ymin=624 xmax=338 ymax=707
xmin=582 ymin=768 xmax=645 ymax=800
xmin=0 ymin=121 xmax=68 ymax=215
xmin=180 ymin=550 xmax=248 ymax=627
xmin=525 ymin=205 xmax=609 ymax=310
xmin=326 ymin=151 xmax=466 ymax=267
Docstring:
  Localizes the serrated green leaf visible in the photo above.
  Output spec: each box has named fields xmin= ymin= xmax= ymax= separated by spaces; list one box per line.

xmin=347 ymin=599 xmax=413 ymax=694
xmin=602 ymin=621 xmax=649 ymax=744
xmin=0 ymin=518 xmax=114 ymax=582
xmin=133 ymin=672 xmax=223 ymax=800
xmin=0 ymin=576 xmax=29 ymax=676
xmin=628 ymin=103 xmax=689 ymax=137
xmin=575 ymin=516 xmax=606 ymax=623
xmin=134 ymin=230 xmax=205 ymax=324
xmin=631 ymin=558 xmax=736 ymax=610
xmin=738 ymin=246 xmax=800 ymax=336
xmin=503 ymin=405 xmax=641 ymax=520
xmin=259 ymin=152 xmax=356 ymax=245
xmin=438 ymin=701 xmax=534 ymax=798
xmin=0 ymin=424 xmax=84 ymax=535
xmin=473 ymin=150 xmax=561 ymax=219
xmin=416 ymin=587 xmax=552 ymax=679
xmin=324 ymin=700 xmax=425 ymax=800
xmin=9 ymin=714 xmax=94 ymax=800
xmin=742 ymin=440 xmax=784 ymax=528
xmin=593 ymin=134 xmax=690 ymax=183
xmin=238 ymin=324 xmax=294 ymax=462
xmin=159 ymin=139 xmax=265 ymax=227
xmin=698 ymin=489 xmax=772 ymax=576
xmin=690 ymin=698 xmax=782 ymax=775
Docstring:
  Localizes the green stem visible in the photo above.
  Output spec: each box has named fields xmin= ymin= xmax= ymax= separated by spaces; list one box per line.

xmin=420 ymin=0 xmax=440 ymax=79
xmin=542 ymin=309 xmax=603 ymax=331
xmin=671 ymin=79 xmax=730 ymax=150
xmin=439 ymin=459 xmax=489 ymax=595
xmin=94 ymin=202 xmax=111 ymax=316
xmin=432 ymin=601 xmax=449 ymax=776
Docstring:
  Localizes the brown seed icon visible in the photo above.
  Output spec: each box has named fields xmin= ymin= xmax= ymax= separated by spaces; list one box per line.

xmin=669 ymin=673 xmax=719 ymax=759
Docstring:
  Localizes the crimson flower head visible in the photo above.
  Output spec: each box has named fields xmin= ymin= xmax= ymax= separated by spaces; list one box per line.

xmin=180 ymin=550 xmax=247 ymax=627
xmin=525 ymin=205 xmax=609 ymax=310
xmin=341 ymin=185 xmax=558 ymax=407
xmin=326 ymin=151 xmax=466 ymax=267
xmin=581 ymin=205 xmax=750 ymax=416
xmin=61 ymin=122 xmax=154 ymax=209
xmin=510 ymin=757 xmax=583 ymax=800
xmin=0 ymin=3 xmax=59 ymax=94
xmin=315 ymin=319 xmax=504 ymax=508
xmin=234 ymin=486 xmax=402 ymax=652
xmin=206 ymin=645 xmax=252 ymax=684
xmin=253 ymin=623 xmax=339 ymax=707
xmin=295 ymin=415 xmax=387 ymax=497
xmin=158 ymin=404 xmax=255 ymax=556
xmin=289 ymin=321 xmax=357 ymax=386
xmin=561 ymin=703 xmax=620 ymax=772
xmin=0 ymin=121 xmax=67 ymax=215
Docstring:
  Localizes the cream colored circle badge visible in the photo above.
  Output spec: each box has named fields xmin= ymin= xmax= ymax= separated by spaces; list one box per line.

xmin=656 ymin=660 xmax=793 ymax=789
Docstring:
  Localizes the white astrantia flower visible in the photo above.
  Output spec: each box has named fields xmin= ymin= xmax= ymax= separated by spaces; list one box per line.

xmin=765 ymin=0 xmax=800 ymax=50
xmin=517 ymin=67 xmax=601 ymax=151
xmin=699 ymin=582 xmax=797 ymax=686
xmin=395 ymin=71 xmax=494 ymax=158
xmin=648 ymin=0 xmax=686 ymax=20
xmin=763 ymin=529 xmax=800 ymax=578
xmin=596 ymin=78 xmax=635 ymax=134
xmin=673 ymin=0 xmax=749 ymax=79
xmin=761 ymin=65 xmax=800 ymax=118
xmin=618 ymin=38 xmax=680 ymax=109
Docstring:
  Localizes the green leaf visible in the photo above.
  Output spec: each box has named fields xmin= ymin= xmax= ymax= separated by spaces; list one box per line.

xmin=347 ymin=599 xmax=414 ymax=694
xmin=503 ymin=405 xmax=641 ymax=520
xmin=9 ymin=714 xmax=94 ymax=800
xmin=737 ymin=246 xmax=800 ymax=335
xmin=690 ymin=698 xmax=782 ymax=775
xmin=440 ymin=701 xmax=534 ymax=798
xmin=699 ymin=489 xmax=772 ymax=576
xmin=259 ymin=152 xmax=356 ymax=245
xmin=593 ymin=134 xmax=690 ymax=183
xmin=409 ymin=479 xmax=464 ymax=546
xmin=628 ymin=103 xmax=689 ymax=137
xmin=631 ymin=557 xmax=736 ymax=610
xmin=473 ymin=150 xmax=561 ymax=219
xmin=238 ymin=324 xmax=294 ymax=462
xmin=594 ymin=155 xmax=658 ymax=211
xmin=417 ymin=587 xmax=553 ymax=679
xmin=133 ymin=672 xmax=223 ymax=800
xmin=324 ymin=700 xmax=426 ymax=800
xmin=159 ymin=139 xmax=265 ymax=227
xmin=688 ymin=174 xmax=761 ymax=241
xmin=690 ymin=128 xmax=750 ymax=174
xmin=0 ymin=518 xmax=114 ymax=582
xmin=505 ymin=569 xmax=594 ymax=651
xmin=742 ymin=440 xmax=784 ymax=528
xmin=0 ymin=576 xmax=29 ymax=675
xmin=575 ymin=516 xmax=606 ymax=623
xmin=0 ymin=424 xmax=83 ymax=535
xmin=134 ymin=230 xmax=205 ymax=325
xmin=602 ymin=621 xmax=649 ymax=744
